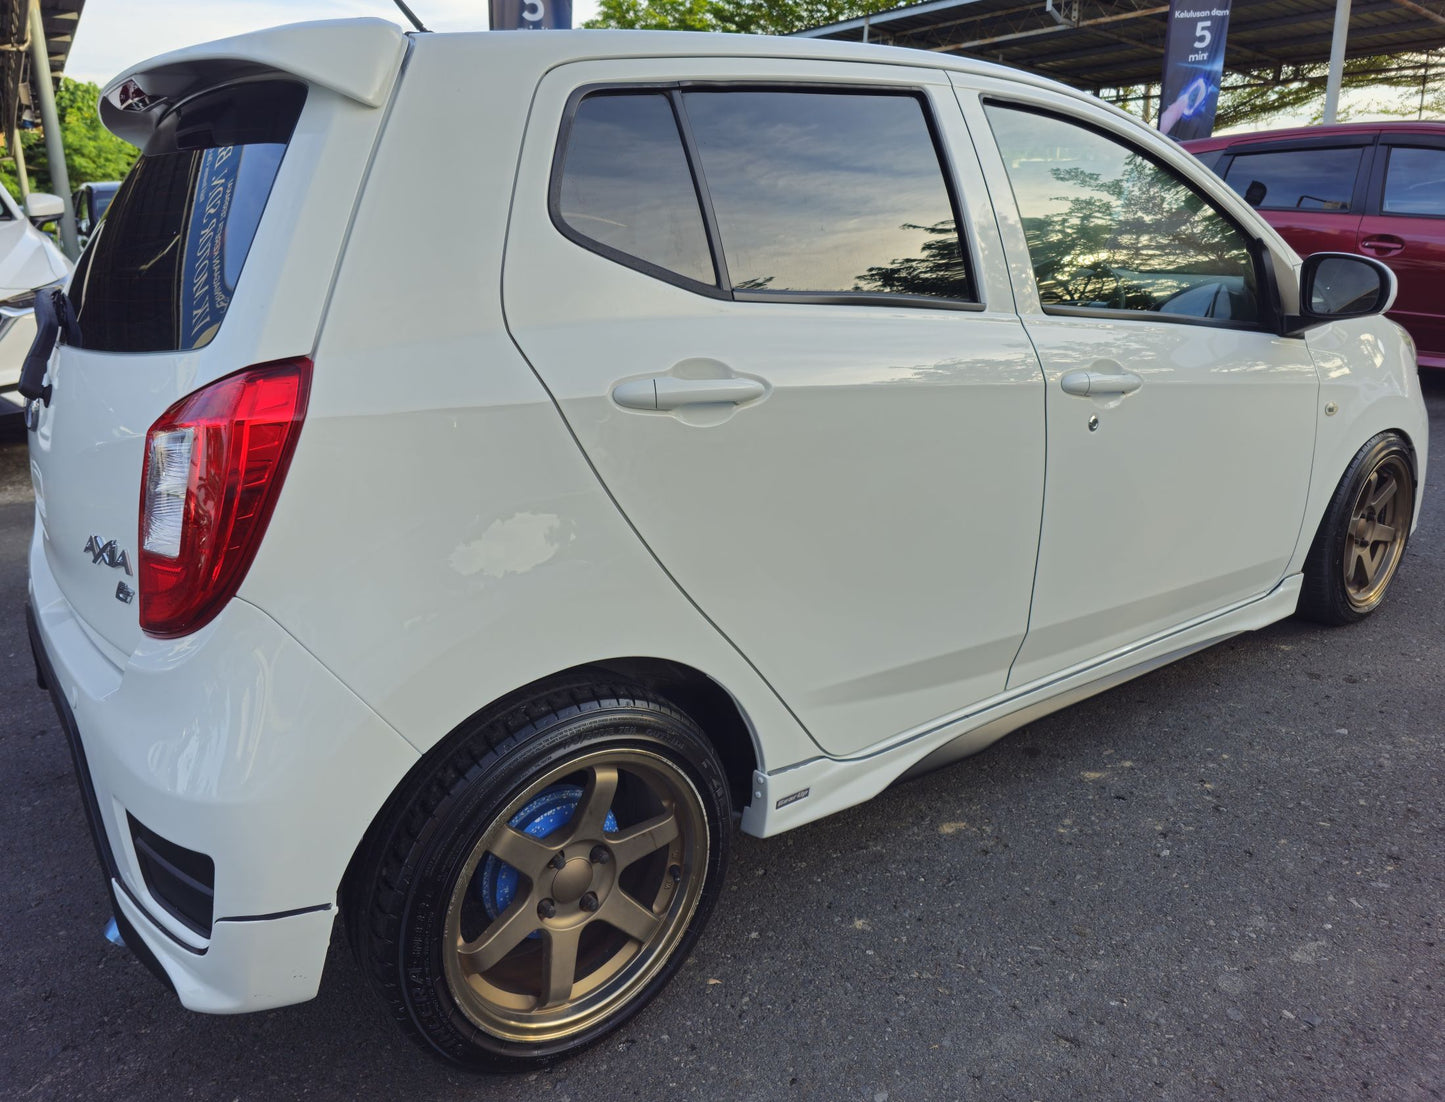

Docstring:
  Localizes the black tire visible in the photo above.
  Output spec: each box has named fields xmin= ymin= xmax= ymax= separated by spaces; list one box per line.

xmin=1298 ymin=432 xmax=1416 ymax=625
xmin=344 ymin=679 xmax=730 ymax=1070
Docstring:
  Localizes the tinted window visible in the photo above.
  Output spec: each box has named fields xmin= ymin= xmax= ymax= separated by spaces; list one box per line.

xmin=1223 ymin=147 xmax=1362 ymax=211
xmin=1191 ymin=148 xmax=1225 ymax=173
xmin=682 ymin=90 xmax=972 ymax=300
xmin=557 ymin=93 xmax=714 ymax=286
xmin=1383 ymin=146 xmax=1445 ymax=216
xmin=985 ymin=105 xmax=1258 ymax=324
xmin=68 ymin=82 xmax=304 ymax=353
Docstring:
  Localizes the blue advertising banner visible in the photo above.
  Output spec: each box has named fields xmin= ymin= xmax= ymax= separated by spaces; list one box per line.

xmin=1158 ymin=1 xmax=1232 ymax=141
xmin=490 ymin=0 xmax=572 ymax=29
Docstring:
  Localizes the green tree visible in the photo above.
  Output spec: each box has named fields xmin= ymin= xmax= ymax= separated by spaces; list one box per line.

xmin=585 ymin=0 xmax=721 ymax=30
xmin=586 ymin=0 xmax=899 ymax=35
xmin=853 ymin=219 xmax=971 ymax=298
xmin=1103 ymin=51 xmax=1444 ymax=132
xmin=0 ymin=77 xmax=139 ymax=201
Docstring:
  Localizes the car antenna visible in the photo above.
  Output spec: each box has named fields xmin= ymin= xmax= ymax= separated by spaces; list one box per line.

xmin=391 ymin=0 xmax=430 ymax=32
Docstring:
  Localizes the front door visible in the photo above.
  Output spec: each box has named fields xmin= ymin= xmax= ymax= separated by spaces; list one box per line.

xmin=963 ymin=89 xmax=1320 ymax=689
xmin=504 ymin=58 xmax=1046 ymax=756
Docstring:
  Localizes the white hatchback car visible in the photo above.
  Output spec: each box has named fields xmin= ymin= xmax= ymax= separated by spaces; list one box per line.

xmin=24 ymin=21 xmax=1427 ymax=1070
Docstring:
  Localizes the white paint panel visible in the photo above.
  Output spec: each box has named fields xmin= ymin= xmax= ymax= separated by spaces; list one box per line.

xmin=1007 ymin=315 xmax=1318 ymax=686
xmin=506 ymin=58 xmax=1046 ymax=756
xmin=952 ymin=82 xmax=1320 ymax=686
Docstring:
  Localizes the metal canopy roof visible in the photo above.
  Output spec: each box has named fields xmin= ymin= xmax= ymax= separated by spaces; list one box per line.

xmin=1 ymin=0 xmax=85 ymax=134
xmin=795 ymin=0 xmax=1445 ymax=91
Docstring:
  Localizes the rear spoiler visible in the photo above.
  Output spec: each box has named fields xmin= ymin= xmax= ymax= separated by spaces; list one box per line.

xmin=99 ymin=18 xmax=408 ymax=148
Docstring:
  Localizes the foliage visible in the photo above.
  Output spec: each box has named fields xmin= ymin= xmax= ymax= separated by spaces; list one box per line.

xmin=852 ymin=219 xmax=971 ymax=298
xmin=1012 ymin=157 xmax=1250 ymax=312
xmin=585 ymin=0 xmax=720 ymax=31
xmin=586 ymin=0 xmax=900 ymax=36
xmin=587 ymin=0 xmax=1443 ymax=132
xmin=1220 ymin=54 xmax=1441 ymax=129
xmin=1105 ymin=52 xmax=1444 ymax=132
xmin=0 ymin=78 xmax=139 ymax=201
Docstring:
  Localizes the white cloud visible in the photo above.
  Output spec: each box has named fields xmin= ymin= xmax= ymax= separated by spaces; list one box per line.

xmin=67 ymin=0 xmax=601 ymax=86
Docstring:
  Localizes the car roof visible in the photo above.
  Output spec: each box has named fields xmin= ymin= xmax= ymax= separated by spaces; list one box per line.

xmin=1182 ymin=119 xmax=1445 ymax=152
xmin=409 ymin=26 xmax=1051 ymax=82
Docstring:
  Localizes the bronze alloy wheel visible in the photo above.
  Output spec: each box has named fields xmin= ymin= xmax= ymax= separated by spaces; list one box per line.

xmin=346 ymin=682 xmax=730 ymax=1069
xmin=1299 ymin=432 xmax=1416 ymax=625
xmin=441 ymin=748 xmax=710 ymax=1045
xmin=1341 ymin=452 xmax=1413 ymax=613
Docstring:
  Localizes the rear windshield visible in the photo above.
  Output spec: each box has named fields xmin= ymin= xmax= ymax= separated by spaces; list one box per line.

xmin=67 ymin=81 xmax=306 ymax=353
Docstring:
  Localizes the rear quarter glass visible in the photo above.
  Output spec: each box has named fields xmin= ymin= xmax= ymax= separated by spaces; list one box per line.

xmin=67 ymin=81 xmax=306 ymax=354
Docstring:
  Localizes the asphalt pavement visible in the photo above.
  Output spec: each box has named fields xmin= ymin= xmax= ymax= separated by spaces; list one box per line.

xmin=2 ymin=381 xmax=1442 ymax=1102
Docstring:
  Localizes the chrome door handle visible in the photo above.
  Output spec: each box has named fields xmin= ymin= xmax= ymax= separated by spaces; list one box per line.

xmin=1060 ymin=370 xmax=1143 ymax=397
xmin=613 ymin=376 xmax=766 ymax=411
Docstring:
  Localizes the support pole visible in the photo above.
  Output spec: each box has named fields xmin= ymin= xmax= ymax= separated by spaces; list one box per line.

xmin=9 ymin=127 xmax=28 ymax=201
xmin=27 ymin=0 xmax=78 ymax=258
xmin=1323 ymin=0 xmax=1351 ymax=125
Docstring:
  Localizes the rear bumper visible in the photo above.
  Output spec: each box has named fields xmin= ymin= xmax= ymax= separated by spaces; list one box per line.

xmin=27 ymin=602 xmax=178 ymax=997
xmin=27 ymin=521 xmax=418 ymax=1012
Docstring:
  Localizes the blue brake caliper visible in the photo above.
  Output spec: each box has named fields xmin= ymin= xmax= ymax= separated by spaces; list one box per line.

xmin=478 ymin=784 xmax=618 ymax=931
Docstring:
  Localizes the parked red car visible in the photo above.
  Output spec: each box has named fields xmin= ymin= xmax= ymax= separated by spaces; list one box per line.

xmin=1184 ymin=122 xmax=1445 ymax=370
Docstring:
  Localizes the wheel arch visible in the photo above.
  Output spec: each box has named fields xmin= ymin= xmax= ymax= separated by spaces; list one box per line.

xmin=1290 ymin=394 xmax=1429 ymax=581
xmin=342 ymin=657 xmax=761 ymax=909
xmin=1378 ymin=423 xmax=1422 ymax=509
xmin=583 ymin=657 xmax=762 ymax=810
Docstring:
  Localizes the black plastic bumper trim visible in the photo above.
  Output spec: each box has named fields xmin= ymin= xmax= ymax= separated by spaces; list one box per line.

xmin=126 ymin=811 xmax=216 ymax=938
xmin=218 ymin=902 xmax=334 ymax=924
xmin=26 ymin=601 xmax=179 ymax=994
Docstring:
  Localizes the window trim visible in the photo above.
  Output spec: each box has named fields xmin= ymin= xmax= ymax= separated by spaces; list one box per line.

xmin=1218 ymin=133 xmax=1377 ymax=154
xmin=549 ymin=81 xmax=984 ymax=312
xmin=1219 ymin=142 xmax=1374 ymax=215
xmin=981 ymin=98 xmax=1279 ymax=335
xmin=548 ymin=84 xmax=729 ymax=301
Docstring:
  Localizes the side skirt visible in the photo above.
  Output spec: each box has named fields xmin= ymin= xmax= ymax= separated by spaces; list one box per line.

xmin=741 ymin=575 xmax=1302 ymax=838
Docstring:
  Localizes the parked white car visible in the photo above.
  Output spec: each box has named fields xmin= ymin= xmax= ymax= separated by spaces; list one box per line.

xmin=25 ymin=21 xmax=1427 ymax=1070
xmin=0 ymin=183 xmax=70 ymax=412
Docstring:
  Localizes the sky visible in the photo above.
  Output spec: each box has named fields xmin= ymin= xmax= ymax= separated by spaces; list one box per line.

xmin=64 ymin=0 xmax=1423 ymax=126
xmin=66 ymin=0 xmax=602 ymax=86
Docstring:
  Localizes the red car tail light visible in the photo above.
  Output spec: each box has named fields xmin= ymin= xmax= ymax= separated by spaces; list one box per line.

xmin=138 ymin=358 xmax=312 ymax=638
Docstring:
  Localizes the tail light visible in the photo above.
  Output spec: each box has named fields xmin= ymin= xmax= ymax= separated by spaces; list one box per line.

xmin=138 ymin=358 xmax=311 ymax=637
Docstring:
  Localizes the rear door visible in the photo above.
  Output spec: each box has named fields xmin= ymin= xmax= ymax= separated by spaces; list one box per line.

xmin=27 ymin=26 xmax=405 ymax=657
xmin=1218 ymin=136 xmax=1373 ymax=258
xmin=1357 ymin=133 xmax=1445 ymax=368
xmin=505 ymin=57 xmax=1046 ymax=757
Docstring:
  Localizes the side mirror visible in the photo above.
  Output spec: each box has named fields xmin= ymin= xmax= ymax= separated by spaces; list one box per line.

xmin=25 ymin=192 xmax=64 ymax=227
xmin=1285 ymin=252 xmax=1396 ymax=335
